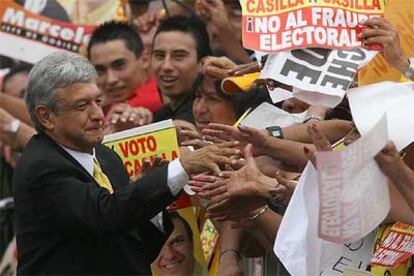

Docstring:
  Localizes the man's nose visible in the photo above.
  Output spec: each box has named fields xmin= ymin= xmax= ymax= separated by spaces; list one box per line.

xmin=106 ymin=69 xmax=118 ymax=85
xmin=162 ymin=245 xmax=179 ymax=261
xmin=90 ymin=102 xmax=105 ymax=121
xmin=160 ymin=56 xmax=174 ymax=71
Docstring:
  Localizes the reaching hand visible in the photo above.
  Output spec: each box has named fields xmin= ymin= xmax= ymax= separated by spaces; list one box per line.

xmin=360 ymin=17 xmax=409 ymax=74
xmin=303 ymin=124 xmax=333 ymax=167
xmin=190 ymin=145 xmax=276 ymax=221
xmin=202 ymin=123 xmax=271 ymax=156
xmin=107 ymin=104 xmax=153 ymax=133
xmin=179 ymin=141 xmax=241 ymax=176
xmin=375 ymin=141 xmax=405 ymax=178
xmin=270 ymin=171 xmax=297 ymax=206
xmin=202 ymin=56 xmax=237 ymax=79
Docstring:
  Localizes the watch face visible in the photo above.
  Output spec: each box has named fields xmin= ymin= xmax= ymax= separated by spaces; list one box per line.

xmin=271 ymin=130 xmax=281 ymax=137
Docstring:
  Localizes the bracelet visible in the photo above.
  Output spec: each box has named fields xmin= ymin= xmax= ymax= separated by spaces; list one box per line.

xmin=248 ymin=205 xmax=269 ymax=221
xmin=220 ymin=248 xmax=242 ymax=261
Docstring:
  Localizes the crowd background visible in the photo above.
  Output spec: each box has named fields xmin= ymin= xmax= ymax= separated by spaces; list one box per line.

xmin=0 ymin=0 xmax=413 ymax=275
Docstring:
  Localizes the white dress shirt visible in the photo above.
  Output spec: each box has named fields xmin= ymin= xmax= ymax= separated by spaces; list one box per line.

xmin=61 ymin=145 xmax=190 ymax=232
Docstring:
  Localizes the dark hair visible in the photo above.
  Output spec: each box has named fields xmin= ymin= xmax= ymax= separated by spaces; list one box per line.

xmin=87 ymin=20 xmax=144 ymax=59
xmin=1 ymin=62 xmax=32 ymax=92
xmin=170 ymin=212 xmax=193 ymax=242
xmin=325 ymin=97 xmax=353 ymax=121
xmin=153 ymin=15 xmax=211 ymax=60
xmin=194 ymin=74 xmax=271 ymax=118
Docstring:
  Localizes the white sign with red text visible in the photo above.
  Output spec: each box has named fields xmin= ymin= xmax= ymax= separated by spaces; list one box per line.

xmin=316 ymin=115 xmax=389 ymax=244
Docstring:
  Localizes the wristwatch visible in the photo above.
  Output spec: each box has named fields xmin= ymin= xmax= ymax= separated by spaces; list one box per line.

xmin=4 ymin=119 xmax=21 ymax=135
xmin=403 ymin=58 xmax=414 ymax=80
xmin=266 ymin=126 xmax=283 ymax=139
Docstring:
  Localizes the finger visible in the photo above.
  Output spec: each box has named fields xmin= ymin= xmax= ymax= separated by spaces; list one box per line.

xmin=110 ymin=113 xmax=121 ymax=125
xmin=361 ymin=17 xmax=393 ymax=31
xmin=216 ymin=141 xmax=240 ymax=149
xmin=204 ymin=135 xmax=231 ymax=144
xmin=200 ymin=185 xmax=227 ymax=199
xmin=152 ymin=155 xmax=163 ymax=167
xmin=191 ymin=174 xmax=219 ymax=182
xmin=208 ymin=162 xmax=223 ymax=177
xmin=141 ymin=157 xmax=151 ymax=172
xmin=202 ymin=179 xmax=226 ymax=191
xmin=181 ymin=139 xmax=207 ymax=149
xmin=359 ymin=28 xmax=392 ymax=39
xmin=180 ymin=129 xmax=202 ymax=139
xmin=205 ymin=65 xmax=232 ymax=79
xmin=205 ymin=123 xmax=236 ymax=135
xmin=363 ymin=36 xmax=393 ymax=47
xmin=244 ymin=143 xmax=254 ymax=161
xmin=304 ymin=146 xmax=316 ymax=167
xmin=120 ymin=110 xmax=131 ymax=122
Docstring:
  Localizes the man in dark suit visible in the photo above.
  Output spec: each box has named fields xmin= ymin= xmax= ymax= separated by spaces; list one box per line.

xmin=13 ymin=52 xmax=239 ymax=275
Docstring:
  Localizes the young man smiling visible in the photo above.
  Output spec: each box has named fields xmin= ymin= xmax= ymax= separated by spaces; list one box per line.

xmin=87 ymin=21 xmax=162 ymax=114
xmin=151 ymin=15 xmax=211 ymax=124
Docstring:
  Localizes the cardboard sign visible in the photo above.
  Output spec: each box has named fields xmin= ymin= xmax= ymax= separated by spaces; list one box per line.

xmin=240 ymin=0 xmax=385 ymax=52
xmin=316 ymin=115 xmax=389 ymax=244
xmin=0 ymin=0 xmax=95 ymax=64
xmin=261 ymin=48 xmax=376 ymax=107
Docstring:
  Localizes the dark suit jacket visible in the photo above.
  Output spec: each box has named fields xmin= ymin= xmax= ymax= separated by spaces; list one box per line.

xmin=14 ymin=133 xmax=176 ymax=275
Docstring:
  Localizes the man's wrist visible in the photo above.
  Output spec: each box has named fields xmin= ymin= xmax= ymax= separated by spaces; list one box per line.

xmin=257 ymin=175 xmax=277 ymax=199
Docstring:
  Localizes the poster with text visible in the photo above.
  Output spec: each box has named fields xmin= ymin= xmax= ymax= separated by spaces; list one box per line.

xmin=241 ymin=0 xmax=385 ymax=52
xmin=103 ymin=120 xmax=191 ymax=210
xmin=0 ymin=0 xmax=126 ymax=64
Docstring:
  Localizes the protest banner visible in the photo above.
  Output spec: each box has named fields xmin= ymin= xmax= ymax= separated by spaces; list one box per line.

xmin=261 ymin=48 xmax=376 ymax=107
xmin=240 ymin=0 xmax=385 ymax=53
xmin=0 ymin=0 xmax=94 ymax=63
xmin=151 ymin=207 xmax=209 ymax=276
xmin=347 ymin=81 xmax=414 ymax=151
xmin=359 ymin=0 xmax=414 ymax=85
xmin=316 ymin=115 xmax=389 ymax=244
xmin=0 ymin=0 xmax=126 ymax=64
xmin=371 ymin=222 xmax=414 ymax=268
xmin=274 ymin=163 xmax=377 ymax=276
xmin=103 ymin=120 xmax=190 ymax=210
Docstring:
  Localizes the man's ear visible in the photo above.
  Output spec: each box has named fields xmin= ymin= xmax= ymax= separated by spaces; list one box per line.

xmin=35 ymin=105 xmax=55 ymax=130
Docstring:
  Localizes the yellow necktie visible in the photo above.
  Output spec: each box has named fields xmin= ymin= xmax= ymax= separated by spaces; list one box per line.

xmin=93 ymin=160 xmax=114 ymax=194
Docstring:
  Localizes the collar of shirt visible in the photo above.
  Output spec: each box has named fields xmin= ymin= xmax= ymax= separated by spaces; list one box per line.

xmin=60 ymin=145 xmax=95 ymax=177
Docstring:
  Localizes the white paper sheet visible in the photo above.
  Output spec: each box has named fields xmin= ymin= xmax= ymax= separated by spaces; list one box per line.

xmin=274 ymin=163 xmax=376 ymax=276
xmin=316 ymin=115 xmax=389 ymax=244
xmin=240 ymin=102 xmax=306 ymax=128
xmin=347 ymin=81 xmax=414 ymax=151
xmin=268 ymin=87 xmax=293 ymax=103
